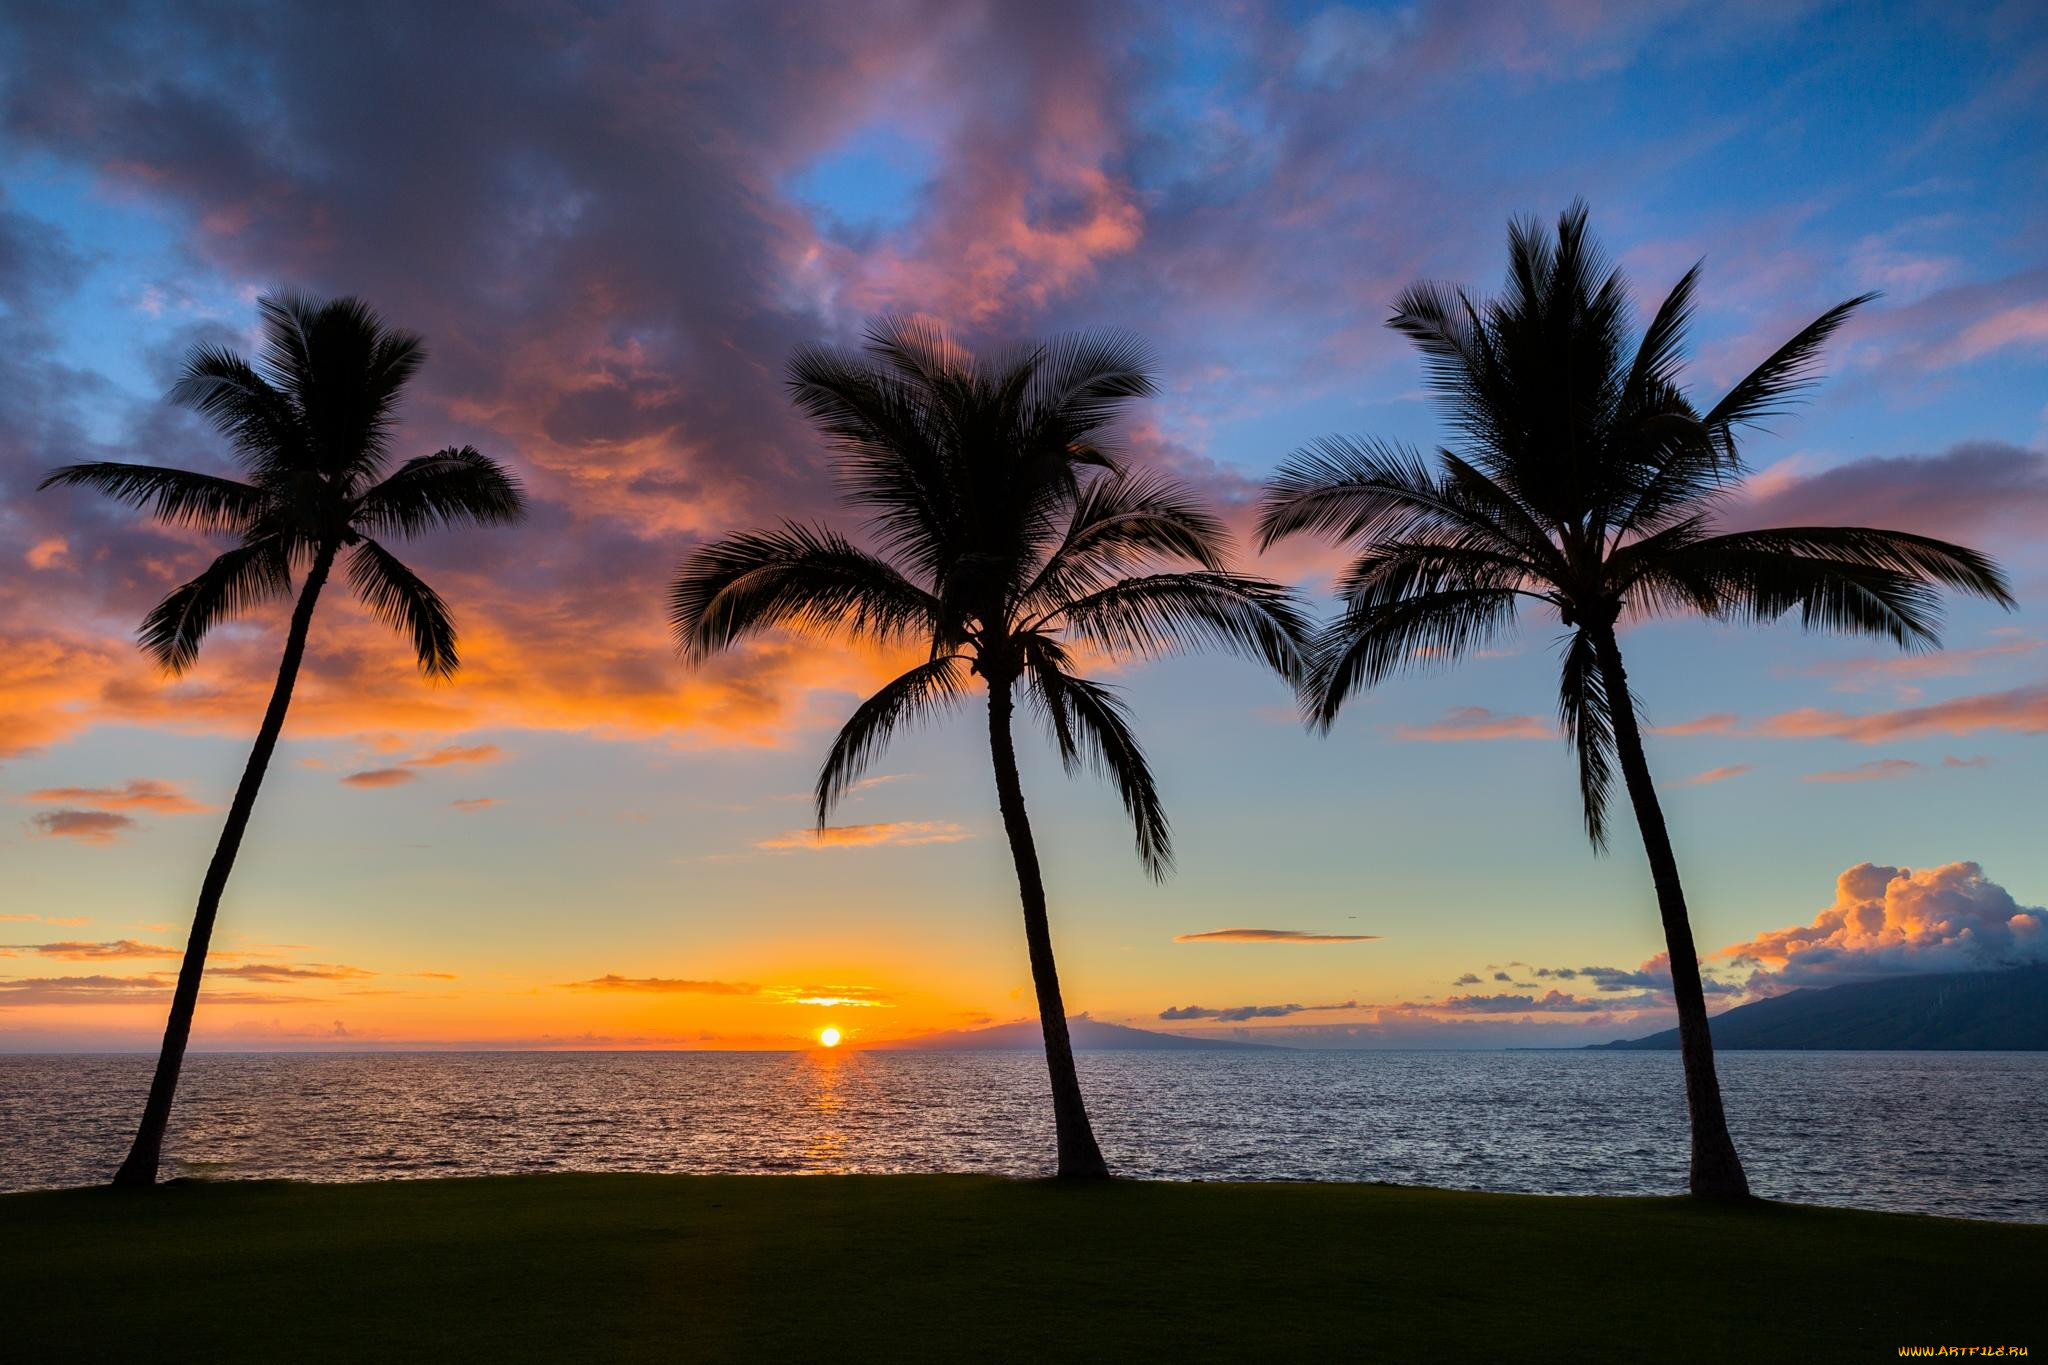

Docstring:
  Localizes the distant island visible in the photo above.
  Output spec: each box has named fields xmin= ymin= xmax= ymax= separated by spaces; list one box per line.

xmin=1599 ymin=965 xmax=2048 ymax=1051
xmin=870 ymin=1016 xmax=1285 ymax=1052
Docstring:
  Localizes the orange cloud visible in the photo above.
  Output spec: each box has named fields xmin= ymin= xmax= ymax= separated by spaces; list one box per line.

xmin=0 ymin=561 xmax=923 ymax=770
xmin=756 ymin=821 xmax=969 ymax=850
xmin=25 ymin=536 xmax=69 ymax=570
xmin=0 ymin=939 xmax=179 ymax=960
xmin=25 ymin=779 xmax=211 ymax=813
xmin=764 ymin=984 xmax=895 ymax=1008
xmin=561 ymin=975 xmax=762 ymax=995
xmin=1395 ymin=706 xmax=1552 ymax=741
xmin=1718 ymin=861 xmax=2047 ymax=987
xmin=0 ymin=974 xmax=303 ymax=1006
xmin=409 ymin=744 xmax=503 ymax=767
xmin=209 ymin=963 xmax=377 ymax=981
xmin=450 ymin=797 xmax=497 ymax=812
xmin=1174 ymin=928 xmax=1381 ymax=943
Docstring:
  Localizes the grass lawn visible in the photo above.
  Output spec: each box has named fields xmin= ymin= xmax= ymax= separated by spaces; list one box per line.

xmin=3 ymin=1175 xmax=2041 ymax=1362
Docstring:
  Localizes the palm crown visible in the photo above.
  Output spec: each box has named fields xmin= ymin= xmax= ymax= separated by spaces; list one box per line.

xmin=1258 ymin=203 xmax=2013 ymax=845
xmin=41 ymin=293 xmax=525 ymax=676
xmin=672 ymin=318 xmax=1308 ymax=876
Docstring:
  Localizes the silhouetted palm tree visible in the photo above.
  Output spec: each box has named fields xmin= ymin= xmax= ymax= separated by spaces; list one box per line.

xmin=672 ymin=319 xmax=1307 ymax=1177
xmin=1257 ymin=204 xmax=2012 ymax=1200
xmin=41 ymin=294 xmax=527 ymax=1187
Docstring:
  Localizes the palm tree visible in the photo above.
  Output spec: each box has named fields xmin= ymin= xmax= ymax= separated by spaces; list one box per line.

xmin=41 ymin=293 xmax=527 ymax=1187
xmin=1257 ymin=204 xmax=2012 ymax=1200
xmin=671 ymin=319 xmax=1307 ymax=1178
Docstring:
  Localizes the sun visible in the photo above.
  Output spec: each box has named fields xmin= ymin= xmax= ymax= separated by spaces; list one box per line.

xmin=818 ymin=1027 xmax=842 ymax=1048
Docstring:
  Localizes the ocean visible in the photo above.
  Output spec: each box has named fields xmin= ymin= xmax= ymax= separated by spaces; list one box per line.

xmin=3 ymin=1049 xmax=2041 ymax=1222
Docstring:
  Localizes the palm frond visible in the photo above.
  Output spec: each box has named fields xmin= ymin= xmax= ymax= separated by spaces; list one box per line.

xmin=1303 ymin=588 xmax=1523 ymax=730
xmin=1557 ymin=630 xmax=1617 ymax=850
xmin=787 ymin=344 xmax=958 ymax=578
xmin=1022 ymin=470 xmax=1231 ymax=608
xmin=1625 ymin=263 xmax=1701 ymax=404
xmin=257 ymin=292 xmax=425 ymax=483
xmin=38 ymin=462 xmax=269 ymax=534
xmin=1680 ymin=526 xmax=2013 ymax=603
xmin=166 ymin=347 xmax=303 ymax=472
xmin=137 ymin=538 xmax=294 ymax=674
xmin=814 ymin=655 xmax=971 ymax=823
xmin=1256 ymin=436 xmax=1468 ymax=548
xmin=1700 ymin=293 xmax=1877 ymax=440
xmin=354 ymin=447 xmax=527 ymax=538
xmin=346 ymin=537 xmax=459 ymax=676
xmin=669 ymin=523 xmax=941 ymax=661
xmin=1024 ymin=328 xmax=1156 ymax=435
xmin=1643 ymin=526 xmax=2013 ymax=649
xmin=1054 ymin=571 xmax=1309 ymax=675
xmin=1025 ymin=657 xmax=1172 ymax=879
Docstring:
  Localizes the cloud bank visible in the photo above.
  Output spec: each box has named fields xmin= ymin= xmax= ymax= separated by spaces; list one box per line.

xmin=1720 ymin=861 xmax=2048 ymax=989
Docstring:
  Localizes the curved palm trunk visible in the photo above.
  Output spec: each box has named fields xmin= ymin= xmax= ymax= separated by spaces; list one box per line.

xmin=1589 ymin=625 xmax=1750 ymax=1201
xmin=985 ymin=683 xmax=1111 ymax=1179
xmin=112 ymin=546 xmax=336 ymax=1188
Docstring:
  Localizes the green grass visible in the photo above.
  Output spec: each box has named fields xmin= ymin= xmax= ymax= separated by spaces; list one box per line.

xmin=4 ymin=1176 xmax=2041 ymax=1362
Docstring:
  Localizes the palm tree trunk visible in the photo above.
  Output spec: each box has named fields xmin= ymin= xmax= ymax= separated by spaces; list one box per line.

xmin=112 ymin=545 xmax=336 ymax=1188
xmin=985 ymin=682 xmax=1111 ymax=1179
xmin=1588 ymin=625 xmax=1750 ymax=1201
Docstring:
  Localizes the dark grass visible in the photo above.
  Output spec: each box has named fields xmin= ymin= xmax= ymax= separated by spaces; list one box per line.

xmin=4 ymin=1175 xmax=2042 ymax=1362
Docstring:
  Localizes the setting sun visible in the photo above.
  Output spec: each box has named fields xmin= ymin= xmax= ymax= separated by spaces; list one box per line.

xmin=818 ymin=1027 xmax=842 ymax=1048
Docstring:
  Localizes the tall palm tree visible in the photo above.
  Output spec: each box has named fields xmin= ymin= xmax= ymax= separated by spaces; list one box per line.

xmin=1257 ymin=204 xmax=2012 ymax=1200
xmin=671 ymin=319 xmax=1307 ymax=1178
xmin=41 ymin=293 xmax=527 ymax=1187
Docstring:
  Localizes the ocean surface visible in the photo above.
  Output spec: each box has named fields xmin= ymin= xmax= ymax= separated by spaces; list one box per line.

xmin=3 ymin=1049 xmax=2042 ymax=1222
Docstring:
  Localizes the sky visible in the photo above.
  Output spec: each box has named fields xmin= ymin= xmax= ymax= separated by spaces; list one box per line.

xmin=1 ymin=0 xmax=2045 ymax=1053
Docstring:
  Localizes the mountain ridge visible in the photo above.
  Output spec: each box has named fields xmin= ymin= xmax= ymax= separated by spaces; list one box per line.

xmin=1598 ymin=964 xmax=2048 ymax=1050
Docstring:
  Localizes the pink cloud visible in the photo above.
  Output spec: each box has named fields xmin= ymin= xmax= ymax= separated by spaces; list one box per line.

xmin=1655 ymin=712 xmax=1741 ymax=737
xmin=1663 ymin=685 xmax=2048 ymax=745
xmin=1752 ymin=685 xmax=2048 ymax=743
xmin=1936 ymin=299 xmax=2048 ymax=366
xmin=1395 ymin=706 xmax=1552 ymax=742
xmin=1795 ymin=635 xmax=2046 ymax=691
xmin=1718 ymin=861 xmax=2047 ymax=988
xmin=756 ymin=821 xmax=969 ymax=850
xmin=1729 ymin=442 xmax=2048 ymax=544
xmin=1173 ymin=928 xmax=1381 ymax=944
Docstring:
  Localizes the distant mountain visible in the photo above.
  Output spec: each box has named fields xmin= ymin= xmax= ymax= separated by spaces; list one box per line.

xmin=1599 ymin=965 xmax=2048 ymax=1051
xmin=870 ymin=1016 xmax=1286 ymax=1052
